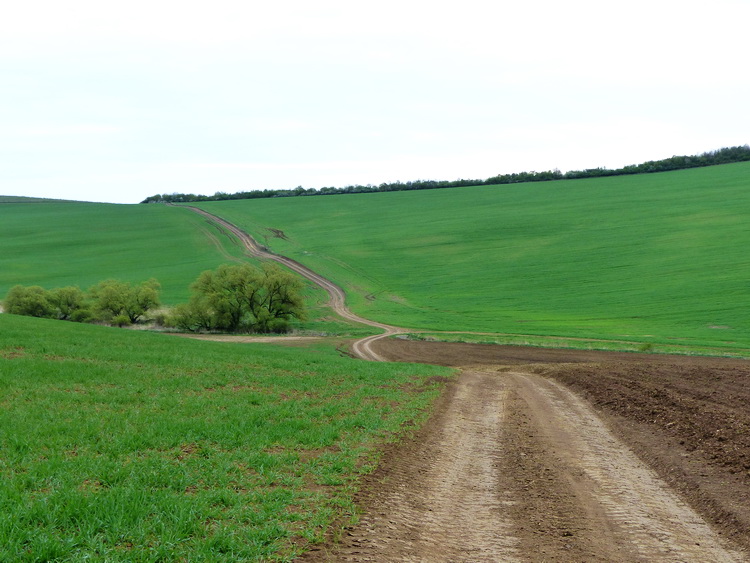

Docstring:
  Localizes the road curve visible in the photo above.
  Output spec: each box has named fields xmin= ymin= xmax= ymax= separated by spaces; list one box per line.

xmin=185 ymin=206 xmax=403 ymax=360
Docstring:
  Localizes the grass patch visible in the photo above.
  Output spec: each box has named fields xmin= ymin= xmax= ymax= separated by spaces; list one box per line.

xmin=0 ymin=196 xmax=70 ymax=203
xmin=0 ymin=202 xmax=249 ymax=304
xmin=189 ymin=162 xmax=750 ymax=351
xmin=0 ymin=314 xmax=452 ymax=561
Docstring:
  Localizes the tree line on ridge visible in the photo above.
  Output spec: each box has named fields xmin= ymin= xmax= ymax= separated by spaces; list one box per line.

xmin=141 ymin=145 xmax=750 ymax=204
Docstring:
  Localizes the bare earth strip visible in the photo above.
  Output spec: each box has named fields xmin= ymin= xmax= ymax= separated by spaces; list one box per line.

xmin=307 ymin=368 xmax=743 ymax=562
xmin=185 ymin=208 xmax=747 ymax=561
xmin=304 ymin=369 xmax=520 ymax=562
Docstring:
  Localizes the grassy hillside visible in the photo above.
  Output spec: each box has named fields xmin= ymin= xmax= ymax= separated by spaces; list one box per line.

xmin=190 ymin=162 xmax=750 ymax=352
xmin=0 ymin=196 xmax=70 ymax=203
xmin=0 ymin=202 xmax=251 ymax=304
xmin=0 ymin=314 xmax=451 ymax=560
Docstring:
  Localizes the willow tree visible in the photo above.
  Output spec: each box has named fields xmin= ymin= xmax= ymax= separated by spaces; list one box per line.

xmin=88 ymin=278 xmax=161 ymax=324
xmin=172 ymin=263 xmax=306 ymax=333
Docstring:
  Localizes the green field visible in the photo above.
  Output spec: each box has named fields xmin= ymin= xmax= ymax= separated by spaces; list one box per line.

xmin=0 ymin=201 xmax=352 ymax=332
xmin=0 ymin=314 xmax=450 ymax=561
xmin=0 ymin=201 xmax=248 ymax=304
xmin=0 ymin=196 xmax=69 ymax=203
xmin=3 ymin=161 xmax=750 ymax=559
xmin=190 ymin=162 xmax=750 ymax=352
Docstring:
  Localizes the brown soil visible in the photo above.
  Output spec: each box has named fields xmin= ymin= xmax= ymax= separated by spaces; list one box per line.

xmin=313 ymin=340 xmax=748 ymax=561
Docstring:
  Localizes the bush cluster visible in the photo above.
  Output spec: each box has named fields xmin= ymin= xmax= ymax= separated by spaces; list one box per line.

xmin=3 ymin=279 xmax=160 ymax=326
xmin=3 ymin=263 xmax=307 ymax=334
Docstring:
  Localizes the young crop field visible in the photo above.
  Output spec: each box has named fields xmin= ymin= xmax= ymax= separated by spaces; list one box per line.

xmin=189 ymin=162 xmax=750 ymax=353
xmin=3 ymin=165 xmax=749 ymax=559
xmin=0 ymin=314 xmax=451 ymax=561
xmin=0 ymin=201 xmax=249 ymax=304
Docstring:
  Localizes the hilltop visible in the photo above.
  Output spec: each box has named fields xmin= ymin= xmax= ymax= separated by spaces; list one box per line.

xmin=0 ymin=195 xmax=73 ymax=203
xmin=142 ymin=145 xmax=750 ymax=203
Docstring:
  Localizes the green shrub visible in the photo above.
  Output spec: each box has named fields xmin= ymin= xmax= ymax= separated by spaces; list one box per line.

xmin=111 ymin=314 xmax=131 ymax=327
xmin=88 ymin=279 xmax=161 ymax=323
xmin=3 ymin=285 xmax=55 ymax=318
xmin=4 ymin=280 xmax=159 ymax=327
xmin=48 ymin=286 xmax=88 ymax=321
xmin=181 ymin=263 xmax=306 ymax=333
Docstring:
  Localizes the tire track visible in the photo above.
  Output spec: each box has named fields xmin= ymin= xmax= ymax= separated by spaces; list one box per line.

xmin=508 ymin=371 xmax=745 ymax=561
xmin=316 ymin=370 xmax=521 ymax=562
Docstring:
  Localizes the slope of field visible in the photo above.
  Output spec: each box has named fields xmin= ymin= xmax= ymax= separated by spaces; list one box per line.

xmin=0 ymin=314 xmax=452 ymax=561
xmin=0 ymin=201 xmax=250 ymax=303
xmin=0 ymin=196 xmax=70 ymax=203
xmin=189 ymin=162 xmax=750 ymax=351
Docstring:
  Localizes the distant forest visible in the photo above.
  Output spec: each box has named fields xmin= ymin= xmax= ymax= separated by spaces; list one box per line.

xmin=141 ymin=145 xmax=750 ymax=204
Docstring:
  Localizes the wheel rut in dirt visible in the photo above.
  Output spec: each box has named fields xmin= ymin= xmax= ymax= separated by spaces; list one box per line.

xmin=310 ymin=368 xmax=743 ymax=562
xmin=507 ymin=371 xmax=743 ymax=561
xmin=305 ymin=369 xmax=520 ymax=562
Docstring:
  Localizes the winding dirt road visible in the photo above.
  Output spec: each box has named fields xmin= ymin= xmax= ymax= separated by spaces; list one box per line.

xmin=186 ymin=206 xmax=402 ymax=360
xmin=189 ymin=207 xmax=748 ymax=561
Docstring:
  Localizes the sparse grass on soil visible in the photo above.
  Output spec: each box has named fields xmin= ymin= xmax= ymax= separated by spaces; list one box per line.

xmin=0 ymin=314 xmax=452 ymax=561
xmin=189 ymin=162 xmax=750 ymax=352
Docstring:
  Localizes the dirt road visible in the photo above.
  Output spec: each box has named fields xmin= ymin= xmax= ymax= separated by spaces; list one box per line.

xmin=324 ymin=340 xmax=750 ymax=562
xmin=188 ymin=208 xmax=749 ymax=561
xmin=305 ymin=365 xmax=744 ymax=561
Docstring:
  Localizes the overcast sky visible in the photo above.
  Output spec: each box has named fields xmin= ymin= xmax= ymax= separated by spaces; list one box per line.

xmin=2 ymin=1 xmax=748 ymax=204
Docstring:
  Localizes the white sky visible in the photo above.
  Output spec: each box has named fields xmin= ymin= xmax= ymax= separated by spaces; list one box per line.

xmin=1 ymin=0 xmax=748 ymax=204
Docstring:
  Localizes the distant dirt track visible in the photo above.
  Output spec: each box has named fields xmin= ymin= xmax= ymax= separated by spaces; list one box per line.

xmin=187 ymin=207 xmax=749 ymax=561
xmin=186 ymin=206 xmax=402 ymax=360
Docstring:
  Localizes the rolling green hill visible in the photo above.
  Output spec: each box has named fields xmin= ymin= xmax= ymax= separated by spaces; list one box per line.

xmin=0 ymin=202 xmax=250 ymax=304
xmin=189 ymin=162 xmax=750 ymax=352
xmin=2 ymin=161 xmax=749 ymax=558
xmin=4 ymin=162 xmax=749 ymax=352
xmin=0 ymin=196 xmax=70 ymax=203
